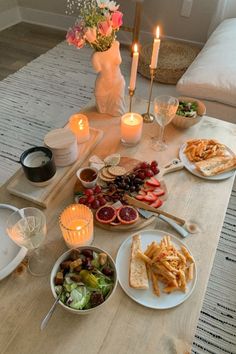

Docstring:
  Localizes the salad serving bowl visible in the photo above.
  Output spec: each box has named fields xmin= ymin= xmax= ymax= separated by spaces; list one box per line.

xmin=172 ymin=96 xmax=206 ymax=129
xmin=50 ymin=245 xmax=117 ymax=315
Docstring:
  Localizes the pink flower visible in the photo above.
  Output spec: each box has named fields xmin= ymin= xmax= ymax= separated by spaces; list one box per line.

xmin=98 ymin=19 xmax=112 ymax=36
xmin=66 ymin=29 xmax=76 ymax=45
xmin=111 ymin=11 xmax=123 ymax=30
xmin=84 ymin=27 xmax=97 ymax=43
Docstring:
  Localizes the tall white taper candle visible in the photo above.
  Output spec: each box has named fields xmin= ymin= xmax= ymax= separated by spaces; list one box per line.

xmin=150 ymin=26 xmax=161 ymax=69
xmin=129 ymin=44 xmax=139 ymax=91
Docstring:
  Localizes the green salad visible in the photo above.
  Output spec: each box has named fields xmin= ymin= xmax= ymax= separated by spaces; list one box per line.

xmin=54 ymin=249 xmax=115 ymax=310
xmin=176 ymin=101 xmax=198 ymax=118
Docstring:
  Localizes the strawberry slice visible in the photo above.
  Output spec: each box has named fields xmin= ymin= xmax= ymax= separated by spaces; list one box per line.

xmin=143 ymin=185 xmax=155 ymax=192
xmin=152 ymin=188 xmax=165 ymax=197
xmin=150 ymin=199 xmax=163 ymax=208
xmin=138 ymin=190 xmax=147 ymax=196
xmin=136 ymin=195 xmax=145 ymax=201
xmin=143 ymin=192 xmax=157 ymax=202
xmin=146 ymin=177 xmax=161 ymax=187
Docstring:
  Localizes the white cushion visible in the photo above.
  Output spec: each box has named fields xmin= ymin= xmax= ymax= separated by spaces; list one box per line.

xmin=177 ymin=19 xmax=236 ymax=107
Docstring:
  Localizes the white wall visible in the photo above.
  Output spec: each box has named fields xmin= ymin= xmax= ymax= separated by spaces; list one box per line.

xmin=2 ymin=0 xmax=217 ymax=44
xmin=0 ymin=0 xmax=20 ymax=30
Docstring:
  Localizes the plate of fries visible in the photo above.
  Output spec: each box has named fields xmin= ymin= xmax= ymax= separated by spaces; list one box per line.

xmin=116 ymin=230 xmax=197 ymax=309
xmin=179 ymin=139 xmax=235 ymax=180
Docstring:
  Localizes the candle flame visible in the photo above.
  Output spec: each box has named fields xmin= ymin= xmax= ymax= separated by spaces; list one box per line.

xmin=76 ymin=226 xmax=82 ymax=230
xmin=133 ymin=43 xmax=138 ymax=53
xmin=78 ymin=119 xmax=84 ymax=131
xmin=156 ymin=26 xmax=160 ymax=39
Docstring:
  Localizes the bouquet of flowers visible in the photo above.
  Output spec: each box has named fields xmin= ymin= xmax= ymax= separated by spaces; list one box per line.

xmin=66 ymin=0 xmax=123 ymax=52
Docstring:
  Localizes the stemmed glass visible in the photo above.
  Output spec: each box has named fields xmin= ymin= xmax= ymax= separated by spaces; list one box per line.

xmin=6 ymin=207 xmax=51 ymax=276
xmin=152 ymin=95 xmax=179 ymax=151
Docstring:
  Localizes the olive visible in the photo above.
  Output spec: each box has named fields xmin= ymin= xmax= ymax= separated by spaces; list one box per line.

xmin=102 ymin=266 xmax=114 ymax=276
xmin=81 ymin=249 xmax=93 ymax=259
xmin=90 ymin=292 xmax=104 ymax=307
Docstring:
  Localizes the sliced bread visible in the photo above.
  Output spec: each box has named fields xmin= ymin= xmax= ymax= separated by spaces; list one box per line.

xmin=195 ymin=156 xmax=236 ymax=176
xmin=129 ymin=234 xmax=149 ymax=289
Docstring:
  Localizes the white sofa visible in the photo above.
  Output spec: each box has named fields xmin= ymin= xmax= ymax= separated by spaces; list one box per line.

xmin=177 ymin=19 xmax=236 ymax=124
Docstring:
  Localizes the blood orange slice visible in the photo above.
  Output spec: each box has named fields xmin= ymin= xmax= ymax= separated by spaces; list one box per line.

xmin=117 ymin=206 xmax=139 ymax=225
xmin=96 ymin=206 xmax=116 ymax=224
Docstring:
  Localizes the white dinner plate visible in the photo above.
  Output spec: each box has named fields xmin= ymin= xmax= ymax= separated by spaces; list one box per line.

xmin=116 ymin=229 xmax=197 ymax=310
xmin=0 ymin=204 xmax=27 ymax=280
xmin=179 ymin=142 xmax=235 ymax=180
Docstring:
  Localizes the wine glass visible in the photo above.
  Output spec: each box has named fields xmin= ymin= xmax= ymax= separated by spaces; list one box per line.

xmin=152 ymin=95 xmax=179 ymax=151
xmin=6 ymin=207 xmax=51 ymax=276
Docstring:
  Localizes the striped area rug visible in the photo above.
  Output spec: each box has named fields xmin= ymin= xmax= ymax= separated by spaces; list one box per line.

xmin=192 ymin=179 xmax=236 ymax=354
xmin=0 ymin=41 xmax=236 ymax=353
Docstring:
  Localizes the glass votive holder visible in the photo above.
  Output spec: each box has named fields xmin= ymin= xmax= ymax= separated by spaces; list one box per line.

xmin=69 ymin=114 xmax=90 ymax=144
xmin=120 ymin=113 xmax=143 ymax=146
xmin=59 ymin=204 xmax=93 ymax=248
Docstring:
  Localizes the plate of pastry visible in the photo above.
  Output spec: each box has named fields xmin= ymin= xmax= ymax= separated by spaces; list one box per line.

xmin=179 ymin=139 xmax=236 ymax=180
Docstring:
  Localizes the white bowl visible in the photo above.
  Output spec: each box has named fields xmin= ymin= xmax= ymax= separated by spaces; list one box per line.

xmin=76 ymin=166 xmax=98 ymax=188
xmin=50 ymin=245 xmax=117 ymax=315
xmin=172 ymin=96 xmax=206 ymax=129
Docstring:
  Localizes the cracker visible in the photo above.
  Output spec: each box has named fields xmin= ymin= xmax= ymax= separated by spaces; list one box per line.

xmin=108 ymin=166 xmax=126 ymax=176
xmin=101 ymin=167 xmax=115 ymax=179
xmin=99 ymin=170 xmax=115 ymax=182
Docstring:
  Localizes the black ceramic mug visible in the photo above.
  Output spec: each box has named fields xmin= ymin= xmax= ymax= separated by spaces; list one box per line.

xmin=20 ymin=146 xmax=56 ymax=184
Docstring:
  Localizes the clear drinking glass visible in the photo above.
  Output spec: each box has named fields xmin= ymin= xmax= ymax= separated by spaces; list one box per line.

xmin=6 ymin=207 xmax=50 ymax=276
xmin=152 ymin=95 xmax=179 ymax=151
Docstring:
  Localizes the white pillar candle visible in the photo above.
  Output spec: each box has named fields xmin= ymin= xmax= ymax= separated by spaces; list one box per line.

xmin=120 ymin=113 xmax=143 ymax=145
xmin=69 ymin=114 xmax=90 ymax=144
xmin=150 ymin=26 xmax=161 ymax=69
xmin=129 ymin=44 xmax=139 ymax=91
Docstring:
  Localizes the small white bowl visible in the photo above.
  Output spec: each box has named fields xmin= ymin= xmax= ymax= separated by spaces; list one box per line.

xmin=50 ymin=245 xmax=117 ymax=315
xmin=172 ymin=97 xmax=206 ymax=129
xmin=76 ymin=166 xmax=98 ymax=188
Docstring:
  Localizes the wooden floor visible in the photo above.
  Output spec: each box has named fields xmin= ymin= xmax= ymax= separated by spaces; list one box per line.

xmin=0 ymin=22 xmax=65 ymax=81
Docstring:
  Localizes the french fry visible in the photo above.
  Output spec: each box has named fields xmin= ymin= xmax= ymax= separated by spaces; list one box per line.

xmin=187 ymin=263 xmax=194 ymax=281
xmin=151 ymin=270 xmax=160 ymax=296
xmin=136 ymin=250 xmax=152 ymax=265
xmin=181 ymin=246 xmax=194 ymax=263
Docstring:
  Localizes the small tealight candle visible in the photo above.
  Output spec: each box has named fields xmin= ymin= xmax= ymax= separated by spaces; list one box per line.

xmin=150 ymin=26 xmax=161 ymax=69
xmin=120 ymin=113 xmax=143 ymax=146
xmin=69 ymin=114 xmax=90 ymax=144
xmin=59 ymin=204 xmax=93 ymax=248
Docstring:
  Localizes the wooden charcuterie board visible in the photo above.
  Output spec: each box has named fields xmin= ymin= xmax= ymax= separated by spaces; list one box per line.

xmin=74 ymin=156 xmax=167 ymax=232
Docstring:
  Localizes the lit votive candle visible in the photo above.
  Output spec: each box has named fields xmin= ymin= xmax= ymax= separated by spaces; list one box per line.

xmin=69 ymin=114 xmax=90 ymax=144
xmin=120 ymin=113 xmax=143 ymax=146
xmin=59 ymin=204 xmax=93 ymax=248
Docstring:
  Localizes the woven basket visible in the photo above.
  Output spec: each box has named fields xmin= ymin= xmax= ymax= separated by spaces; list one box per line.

xmin=138 ymin=39 xmax=201 ymax=85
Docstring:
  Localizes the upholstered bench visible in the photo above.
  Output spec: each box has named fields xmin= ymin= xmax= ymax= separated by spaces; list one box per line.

xmin=177 ymin=19 xmax=236 ymax=124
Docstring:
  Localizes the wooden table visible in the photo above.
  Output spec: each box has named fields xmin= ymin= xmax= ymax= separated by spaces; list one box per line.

xmin=0 ymin=98 xmax=236 ymax=354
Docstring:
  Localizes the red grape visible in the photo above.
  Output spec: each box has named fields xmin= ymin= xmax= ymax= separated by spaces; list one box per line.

xmin=140 ymin=162 xmax=149 ymax=169
xmin=87 ymin=195 xmax=95 ymax=204
xmin=93 ymin=185 xmax=102 ymax=194
xmin=78 ymin=197 xmax=87 ymax=204
xmin=151 ymin=160 xmax=158 ymax=167
xmin=91 ymin=199 xmax=100 ymax=209
xmin=84 ymin=188 xmax=94 ymax=196
xmin=151 ymin=166 xmax=160 ymax=175
xmin=145 ymin=169 xmax=154 ymax=177
xmin=137 ymin=171 xmax=146 ymax=180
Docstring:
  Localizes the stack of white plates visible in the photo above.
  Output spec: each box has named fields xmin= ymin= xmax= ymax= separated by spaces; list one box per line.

xmin=44 ymin=128 xmax=78 ymax=167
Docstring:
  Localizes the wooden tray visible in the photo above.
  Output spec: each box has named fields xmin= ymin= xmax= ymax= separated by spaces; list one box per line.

xmin=7 ymin=128 xmax=103 ymax=208
xmin=74 ymin=156 xmax=167 ymax=232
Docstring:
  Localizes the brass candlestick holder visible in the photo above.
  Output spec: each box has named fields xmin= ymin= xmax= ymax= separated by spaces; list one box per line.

xmin=128 ymin=88 xmax=135 ymax=112
xmin=142 ymin=67 xmax=157 ymax=123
